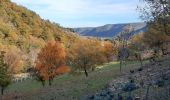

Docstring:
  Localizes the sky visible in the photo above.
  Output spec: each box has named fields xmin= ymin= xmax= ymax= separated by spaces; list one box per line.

xmin=11 ymin=0 xmax=143 ymax=28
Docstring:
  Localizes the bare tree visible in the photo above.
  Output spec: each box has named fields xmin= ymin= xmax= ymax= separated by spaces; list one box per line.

xmin=138 ymin=0 xmax=170 ymax=36
xmin=117 ymin=24 xmax=133 ymax=72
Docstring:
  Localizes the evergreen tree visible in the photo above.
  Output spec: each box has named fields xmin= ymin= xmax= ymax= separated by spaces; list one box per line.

xmin=0 ymin=51 xmax=11 ymax=95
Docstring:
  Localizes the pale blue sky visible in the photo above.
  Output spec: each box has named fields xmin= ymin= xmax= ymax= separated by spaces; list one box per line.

xmin=11 ymin=0 xmax=143 ymax=28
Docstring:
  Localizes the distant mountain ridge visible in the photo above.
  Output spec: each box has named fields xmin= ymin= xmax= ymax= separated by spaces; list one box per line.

xmin=74 ymin=22 xmax=147 ymax=38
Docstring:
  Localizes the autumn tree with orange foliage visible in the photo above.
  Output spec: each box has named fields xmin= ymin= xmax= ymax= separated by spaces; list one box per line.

xmin=35 ymin=41 xmax=70 ymax=86
xmin=102 ymin=41 xmax=114 ymax=62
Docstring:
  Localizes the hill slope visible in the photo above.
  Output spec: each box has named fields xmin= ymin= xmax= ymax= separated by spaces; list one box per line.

xmin=74 ymin=22 xmax=147 ymax=38
xmin=0 ymin=0 xmax=78 ymax=73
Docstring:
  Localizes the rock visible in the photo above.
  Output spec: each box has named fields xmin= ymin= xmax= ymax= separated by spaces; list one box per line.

xmin=122 ymin=82 xmax=138 ymax=92
xmin=162 ymin=74 xmax=169 ymax=80
xmin=155 ymin=80 xmax=165 ymax=87
xmin=130 ymin=70 xmax=135 ymax=74
xmin=137 ymin=68 xmax=143 ymax=72
xmin=109 ymin=93 xmax=114 ymax=98
xmin=125 ymin=96 xmax=133 ymax=100
xmin=117 ymin=94 xmax=123 ymax=100
xmin=134 ymin=97 xmax=140 ymax=100
xmin=94 ymin=96 xmax=102 ymax=100
xmin=100 ymin=91 xmax=107 ymax=97
xmin=89 ymin=95 xmax=95 ymax=100
xmin=87 ymin=56 xmax=170 ymax=100
xmin=104 ymin=95 xmax=112 ymax=100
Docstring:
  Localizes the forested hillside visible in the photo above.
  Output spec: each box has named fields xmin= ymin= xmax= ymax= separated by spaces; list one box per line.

xmin=0 ymin=0 xmax=79 ymax=73
xmin=0 ymin=0 xmax=114 ymax=75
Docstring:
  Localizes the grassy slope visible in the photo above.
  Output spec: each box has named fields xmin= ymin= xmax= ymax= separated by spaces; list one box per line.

xmin=3 ymin=61 xmax=148 ymax=100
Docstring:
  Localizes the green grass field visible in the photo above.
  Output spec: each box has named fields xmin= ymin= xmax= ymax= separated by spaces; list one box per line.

xmin=4 ymin=60 xmax=148 ymax=100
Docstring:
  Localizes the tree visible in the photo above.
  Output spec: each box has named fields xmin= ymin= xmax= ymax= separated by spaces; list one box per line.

xmin=35 ymin=41 xmax=69 ymax=86
xmin=140 ymin=21 xmax=170 ymax=56
xmin=138 ymin=0 xmax=170 ymax=56
xmin=117 ymin=47 xmax=129 ymax=72
xmin=118 ymin=24 xmax=134 ymax=46
xmin=4 ymin=46 xmax=24 ymax=74
xmin=67 ymin=39 xmax=106 ymax=77
xmin=138 ymin=0 xmax=170 ymax=36
xmin=102 ymin=41 xmax=114 ymax=62
xmin=0 ymin=51 xmax=11 ymax=95
xmin=116 ymin=25 xmax=134 ymax=72
xmin=129 ymin=33 xmax=145 ymax=67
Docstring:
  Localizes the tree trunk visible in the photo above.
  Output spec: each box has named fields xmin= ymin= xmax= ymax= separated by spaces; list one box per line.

xmin=145 ymin=85 xmax=150 ymax=100
xmin=107 ymin=56 xmax=110 ymax=63
xmin=168 ymin=76 xmax=170 ymax=96
xmin=169 ymin=84 xmax=170 ymax=96
xmin=161 ymin=46 xmax=166 ymax=55
xmin=139 ymin=57 xmax=143 ymax=67
xmin=124 ymin=60 xmax=127 ymax=67
xmin=1 ymin=87 xmax=4 ymax=95
xmin=41 ymin=80 xmax=45 ymax=87
xmin=120 ymin=61 xmax=122 ymax=72
xmin=117 ymin=93 xmax=123 ymax=100
xmin=128 ymin=91 xmax=132 ymax=98
xmin=84 ymin=67 xmax=88 ymax=77
xmin=162 ymin=3 xmax=169 ymax=36
xmin=49 ymin=78 xmax=52 ymax=86
xmin=92 ymin=67 xmax=95 ymax=71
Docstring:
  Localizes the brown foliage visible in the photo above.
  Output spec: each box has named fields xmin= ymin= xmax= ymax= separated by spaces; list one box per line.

xmin=67 ymin=38 xmax=108 ymax=76
xmin=35 ymin=41 xmax=67 ymax=84
xmin=102 ymin=41 xmax=114 ymax=62
xmin=4 ymin=46 xmax=24 ymax=74
xmin=55 ymin=66 xmax=71 ymax=75
xmin=0 ymin=0 xmax=79 ymax=74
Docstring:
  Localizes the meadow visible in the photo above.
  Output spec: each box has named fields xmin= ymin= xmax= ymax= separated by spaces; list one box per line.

xmin=4 ymin=61 xmax=147 ymax=100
